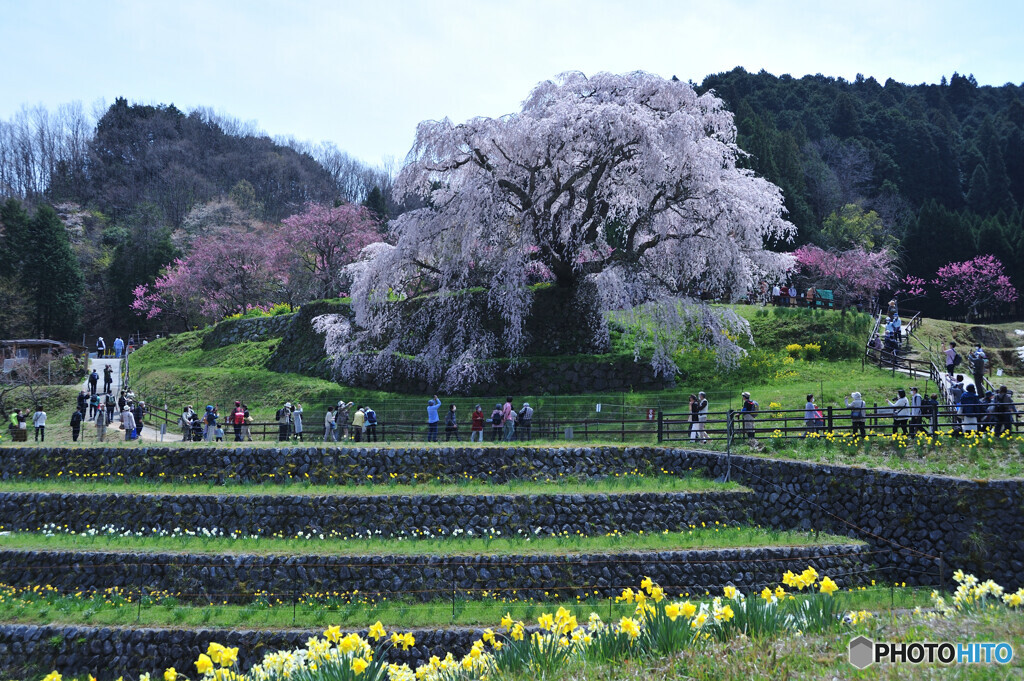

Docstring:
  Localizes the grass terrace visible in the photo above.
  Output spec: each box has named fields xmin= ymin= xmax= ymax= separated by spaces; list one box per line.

xmin=0 ymin=579 xmax=925 ymax=630
xmin=0 ymin=525 xmax=850 ymax=557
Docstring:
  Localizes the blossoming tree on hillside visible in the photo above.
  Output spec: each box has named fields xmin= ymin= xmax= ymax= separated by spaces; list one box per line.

xmin=341 ymin=71 xmax=795 ymax=388
xmin=793 ymin=245 xmax=897 ymax=310
xmin=281 ymin=203 xmax=383 ymax=301
xmin=933 ymin=255 xmax=1018 ymax=321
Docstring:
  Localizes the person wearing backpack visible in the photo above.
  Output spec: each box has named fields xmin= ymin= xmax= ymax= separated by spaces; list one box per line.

xmin=231 ymin=401 xmax=246 ymax=442
xmin=276 ymin=403 xmax=291 ymax=442
xmin=959 ymin=384 xmax=981 ymax=432
xmin=887 ymin=389 xmax=910 ymax=435
xmin=845 ymin=392 xmax=867 ymax=438
xmin=942 ymin=342 xmax=960 ymax=376
xmin=740 ymin=392 xmax=758 ymax=440
xmin=363 ymin=406 xmax=377 ymax=442
xmin=490 ymin=403 xmax=503 ymax=441
xmin=517 ymin=402 xmax=534 ymax=441
xmin=993 ymin=385 xmax=1014 ymax=436
xmin=69 ymin=407 xmax=83 ymax=442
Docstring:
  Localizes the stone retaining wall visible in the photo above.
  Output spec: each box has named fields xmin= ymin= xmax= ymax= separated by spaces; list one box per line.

xmin=0 ymin=489 xmax=748 ymax=539
xmin=0 ymin=544 xmax=867 ymax=603
xmin=0 ymin=623 xmax=475 ymax=681
xmin=0 ymin=446 xmax=680 ymax=484
xmin=202 ymin=314 xmax=295 ymax=349
xmin=663 ymin=450 xmax=1024 ymax=589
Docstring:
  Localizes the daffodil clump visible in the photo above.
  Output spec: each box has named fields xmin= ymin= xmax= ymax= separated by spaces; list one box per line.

xmin=924 ymin=570 xmax=1024 ymax=618
xmin=32 ymin=568 xmax=880 ymax=681
xmin=771 ymin=427 xmax=1024 ymax=451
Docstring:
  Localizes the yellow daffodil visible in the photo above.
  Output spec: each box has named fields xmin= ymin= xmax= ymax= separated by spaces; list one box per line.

xmin=195 ymin=654 xmax=214 ymax=675
xmin=163 ymin=669 xmax=177 ymax=681
xmin=351 ymin=657 xmax=368 ymax=675
xmin=368 ymin=621 xmax=386 ymax=641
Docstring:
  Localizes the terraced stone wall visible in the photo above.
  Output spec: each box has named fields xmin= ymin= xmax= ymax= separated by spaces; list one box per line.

xmin=0 ymin=623 xmax=474 ymax=680
xmin=0 ymin=545 xmax=867 ymax=603
xmin=667 ymin=450 xmax=1024 ymax=589
xmin=0 ymin=490 xmax=748 ymax=538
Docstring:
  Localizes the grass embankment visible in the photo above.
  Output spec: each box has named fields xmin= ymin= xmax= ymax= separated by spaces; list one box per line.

xmin=0 ymin=582 xmax=927 ymax=631
xmin=0 ymin=526 xmax=852 ymax=557
xmin=911 ymin=316 xmax=1024 ymax=392
xmin=0 ymin=472 xmax=742 ymax=497
xmin=755 ymin=431 xmax=1024 ymax=479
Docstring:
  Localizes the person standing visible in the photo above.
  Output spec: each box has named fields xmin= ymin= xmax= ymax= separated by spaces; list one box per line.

xmin=231 ymin=401 xmax=246 ymax=442
xmin=771 ymin=284 xmax=781 ymax=306
xmin=88 ymin=369 xmax=99 ymax=396
xmin=32 ymin=405 xmax=46 ymax=442
xmin=909 ymin=387 xmax=923 ymax=435
xmin=969 ymin=345 xmax=987 ymax=391
xmin=740 ymin=392 xmax=758 ymax=440
xmin=426 ymin=395 xmax=441 ymax=442
xmin=694 ymin=392 xmax=709 ymax=442
xmin=993 ymin=386 xmax=1014 ymax=436
xmin=120 ymin=406 xmax=136 ymax=441
xmin=105 ymin=394 xmax=116 ymax=424
xmin=470 ymin=405 xmax=485 ymax=443
xmin=363 ymin=406 xmax=377 ymax=442
xmin=89 ymin=393 xmax=100 ymax=420
xmin=292 ymin=403 xmax=304 ymax=441
xmin=501 ymin=397 xmax=516 ymax=441
xmin=942 ymin=342 xmax=959 ymax=376
xmin=336 ymin=401 xmax=353 ymax=440
xmin=887 ymin=389 xmax=910 ymax=435
xmin=351 ymin=405 xmax=365 ymax=443
xmin=97 ymin=336 xmax=106 ymax=357
xmin=518 ymin=402 xmax=534 ymax=441
xmin=803 ymin=394 xmax=820 ymax=436
xmin=113 ymin=337 xmax=124 ymax=358
xmin=324 ymin=406 xmax=337 ymax=442
xmin=490 ymin=403 xmax=503 ymax=441
xmin=276 ymin=403 xmax=291 ymax=442
xmin=923 ymin=394 xmax=939 ymax=434
xmin=959 ymin=385 xmax=981 ymax=432
xmin=845 ymin=392 xmax=867 ymax=438
xmin=94 ymin=407 xmax=106 ymax=442
xmin=242 ymin=404 xmax=252 ymax=441
xmin=133 ymin=401 xmax=145 ymax=438
xmin=103 ymin=364 xmax=113 ymax=394
xmin=69 ymin=408 xmax=82 ymax=442
xmin=444 ymin=404 xmax=460 ymax=441
xmin=180 ymin=405 xmax=196 ymax=441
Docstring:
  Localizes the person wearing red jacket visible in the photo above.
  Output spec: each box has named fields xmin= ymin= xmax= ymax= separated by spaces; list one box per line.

xmin=470 ymin=405 xmax=485 ymax=443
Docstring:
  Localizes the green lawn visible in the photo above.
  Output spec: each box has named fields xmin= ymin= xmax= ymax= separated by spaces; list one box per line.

xmin=0 ymin=526 xmax=855 ymax=557
xmin=0 ymin=472 xmax=742 ymax=497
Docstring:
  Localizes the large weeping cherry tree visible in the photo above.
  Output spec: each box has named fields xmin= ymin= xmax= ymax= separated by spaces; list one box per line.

xmin=338 ymin=71 xmax=795 ymax=390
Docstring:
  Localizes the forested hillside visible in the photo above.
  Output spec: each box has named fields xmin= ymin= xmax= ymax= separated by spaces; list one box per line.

xmin=700 ymin=68 xmax=1024 ymax=308
xmin=1 ymin=70 xmax=1023 ymax=340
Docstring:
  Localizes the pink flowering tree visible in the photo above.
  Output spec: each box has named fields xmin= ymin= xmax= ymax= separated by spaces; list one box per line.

xmin=343 ymin=72 xmax=795 ymax=389
xmin=793 ymin=245 xmax=897 ymax=310
xmin=933 ymin=255 xmax=1018 ymax=321
xmin=281 ymin=203 xmax=384 ymax=301
xmin=132 ymin=225 xmax=290 ymax=329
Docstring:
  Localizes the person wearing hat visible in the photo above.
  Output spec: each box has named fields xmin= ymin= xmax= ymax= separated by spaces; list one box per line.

xmin=517 ymin=402 xmax=534 ymax=441
xmin=179 ymin=405 xmax=196 ymax=441
xmin=120 ymin=405 xmax=136 ymax=441
xmin=276 ymin=402 xmax=292 ymax=442
xmin=845 ymin=392 xmax=867 ymax=438
xmin=336 ymin=401 xmax=353 ymax=440
xmin=96 ymin=336 xmax=106 ymax=357
xmin=740 ymin=392 xmax=758 ymax=440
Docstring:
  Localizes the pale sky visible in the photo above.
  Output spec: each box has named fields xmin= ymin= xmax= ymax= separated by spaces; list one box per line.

xmin=1 ymin=0 xmax=1021 ymax=167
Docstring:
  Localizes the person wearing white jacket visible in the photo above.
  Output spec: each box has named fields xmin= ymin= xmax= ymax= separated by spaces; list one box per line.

xmin=32 ymin=406 xmax=46 ymax=442
xmin=887 ymin=389 xmax=910 ymax=435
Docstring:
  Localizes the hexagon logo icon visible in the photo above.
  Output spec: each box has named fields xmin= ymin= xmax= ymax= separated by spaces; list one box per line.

xmin=849 ymin=635 xmax=874 ymax=669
